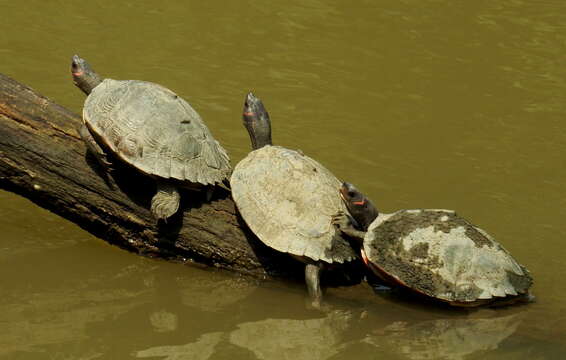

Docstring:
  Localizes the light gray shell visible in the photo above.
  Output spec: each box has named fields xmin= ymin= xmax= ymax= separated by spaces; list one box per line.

xmin=230 ymin=146 xmax=357 ymax=263
xmin=83 ymin=79 xmax=231 ymax=184
xmin=364 ymin=209 xmax=532 ymax=304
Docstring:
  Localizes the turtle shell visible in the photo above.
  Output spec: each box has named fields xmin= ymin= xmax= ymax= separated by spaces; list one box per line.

xmin=230 ymin=145 xmax=357 ymax=263
xmin=83 ymin=79 xmax=231 ymax=185
xmin=363 ymin=209 xmax=532 ymax=305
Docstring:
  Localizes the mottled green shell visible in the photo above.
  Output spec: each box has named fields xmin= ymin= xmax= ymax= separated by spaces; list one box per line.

xmin=364 ymin=209 xmax=532 ymax=304
xmin=231 ymin=146 xmax=357 ymax=263
xmin=83 ymin=79 xmax=231 ymax=184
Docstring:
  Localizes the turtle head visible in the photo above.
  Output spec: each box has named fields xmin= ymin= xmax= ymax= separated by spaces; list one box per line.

xmin=339 ymin=182 xmax=379 ymax=231
xmin=243 ymin=92 xmax=272 ymax=150
xmin=71 ymin=55 xmax=102 ymax=95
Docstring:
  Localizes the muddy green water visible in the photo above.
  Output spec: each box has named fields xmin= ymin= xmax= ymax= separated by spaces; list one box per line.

xmin=1 ymin=0 xmax=566 ymax=358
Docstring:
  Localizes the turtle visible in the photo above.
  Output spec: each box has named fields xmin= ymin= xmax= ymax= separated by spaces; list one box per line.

xmin=230 ymin=93 xmax=357 ymax=307
xmin=71 ymin=55 xmax=231 ymax=220
xmin=331 ymin=182 xmax=533 ymax=307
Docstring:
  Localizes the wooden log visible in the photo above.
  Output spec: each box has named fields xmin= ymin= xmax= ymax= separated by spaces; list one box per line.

xmin=0 ymin=72 xmax=323 ymax=280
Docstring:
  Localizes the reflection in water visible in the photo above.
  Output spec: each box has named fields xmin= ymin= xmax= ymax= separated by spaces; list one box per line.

xmin=0 ymin=189 xmax=257 ymax=358
xmin=135 ymin=332 xmax=224 ymax=360
xmin=134 ymin=309 xmax=525 ymax=360
xmin=176 ymin=275 xmax=257 ymax=312
xmin=149 ymin=310 xmax=179 ymax=333
xmin=229 ymin=310 xmax=352 ymax=360
xmin=363 ymin=314 xmax=522 ymax=360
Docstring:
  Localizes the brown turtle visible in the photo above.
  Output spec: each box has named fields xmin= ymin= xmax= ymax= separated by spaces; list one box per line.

xmin=332 ymin=182 xmax=533 ymax=307
xmin=71 ymin=55 xmax=231 ymax=220
xmin=230 ymin=93 xmax=357 ymax=307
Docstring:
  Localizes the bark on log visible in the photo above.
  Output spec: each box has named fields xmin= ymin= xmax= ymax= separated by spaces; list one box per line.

xmin=0 ymin=73 xmax=324 ymax=280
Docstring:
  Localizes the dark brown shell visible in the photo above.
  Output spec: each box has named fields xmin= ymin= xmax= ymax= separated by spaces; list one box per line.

xmin=83 ymin=79 xmax=231 ymax=185
xmin=364 ymin=209 xmax=532 ymax=305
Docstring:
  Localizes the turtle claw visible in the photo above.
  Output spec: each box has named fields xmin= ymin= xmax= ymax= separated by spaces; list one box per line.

xmin=331 ymin=212 xmax=351 ymax=229
xmin=100 ymin=157 xmax=114 ymax=172
xmin=331 ymin=210 xmax=343 ymax=219
xmin=332 ymin=212 xmax=366 ymax=240
xmin=101 ymin=157 xmax=112 ymax=168
xmin=80 ymin=124 xmax=114 ymax=173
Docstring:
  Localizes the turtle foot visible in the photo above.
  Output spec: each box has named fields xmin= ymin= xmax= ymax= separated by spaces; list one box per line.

xmin=79 ymin=124 xmax=113 ymax=172
xmin=331 ymin=211 xmax=352 ymax=229
xmin=331 ymin=212 xmax=366 ymax=240
xmin=151 ymin=183 xmax=181 ymax=220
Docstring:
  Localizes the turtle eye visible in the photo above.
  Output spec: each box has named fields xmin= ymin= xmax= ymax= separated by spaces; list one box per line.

xmin=348 ymin=191 xmax=356 ymax=197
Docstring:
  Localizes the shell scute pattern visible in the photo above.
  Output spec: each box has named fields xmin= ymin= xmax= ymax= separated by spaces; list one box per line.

xmin=231 ymin=146 xmax=356 ymax=263
xmin=116 ymin=134 xmax=141 ymax=159
xmin=84 ymin=79 xmax=230 ymax=184
xmin=364 ymin=209 xmax=532 ymax=303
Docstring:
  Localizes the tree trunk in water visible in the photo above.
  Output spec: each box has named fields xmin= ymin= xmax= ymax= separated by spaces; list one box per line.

xmin=0 ymin=73 xmax=316 ymax=280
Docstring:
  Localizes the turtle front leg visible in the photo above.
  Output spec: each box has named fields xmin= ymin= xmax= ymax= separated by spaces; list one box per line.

xmin=331 ymin=211 xmax=367 ymax=240
xmin=305 ymin=263 xmax=323 ymax=309
xmin=151 ymin=181 xmax=181 ymax=221
xmin=79 ymin=124 xmax=112 ymax=170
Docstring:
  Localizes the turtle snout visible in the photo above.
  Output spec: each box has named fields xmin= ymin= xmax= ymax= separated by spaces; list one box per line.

xmin=246 ymin=92 xmax=257 ymax=104
xmin=341 ymin=182 xmax=355 ymax=194
xmin=340 ymin=182 xmax=361 ymax=202
xmin=71 ymin=55 xmax=87 ymax=75
xmin=245 ymin=92 xmax=264 ymax=111
xmin=71 ymin=55 xmax=82 ymax=67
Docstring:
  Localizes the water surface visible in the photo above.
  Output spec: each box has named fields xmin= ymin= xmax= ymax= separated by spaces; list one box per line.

xmin=1 ymin=0 xmax=566 ymax=358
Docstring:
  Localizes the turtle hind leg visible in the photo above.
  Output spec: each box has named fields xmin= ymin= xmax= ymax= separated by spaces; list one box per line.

xmin=305 ymin=263 xmax=323 ymax=309
xmin=151 ymin=181 xmax=181 ymax=221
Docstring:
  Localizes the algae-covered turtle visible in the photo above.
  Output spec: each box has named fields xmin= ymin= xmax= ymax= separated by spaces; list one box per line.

xmin=230 ymin=93 xmax=357 ymax=307
xmin=71 ymin=55 xmax=231 ymax=220
xmin=332 ymin=183 xmax=533 ymax=307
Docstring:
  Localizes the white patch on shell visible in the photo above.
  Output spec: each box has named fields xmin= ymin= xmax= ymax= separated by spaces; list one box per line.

xmin=429 ymin=209 xmax=456 ymax=213
xmin=406 ymin=209 xmax=422 ymax=214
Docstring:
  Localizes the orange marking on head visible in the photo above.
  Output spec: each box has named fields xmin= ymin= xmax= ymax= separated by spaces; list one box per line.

xmin=352 ymin=200 xmax=365 ymax=206
xmin=72 ymin=71 xmax=84 ymax=76
xmin=243 ymin=111 xmax=255 ymax=116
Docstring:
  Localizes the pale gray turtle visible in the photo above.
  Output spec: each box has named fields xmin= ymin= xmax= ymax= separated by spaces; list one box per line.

xmin=71 ymin=55 xmax=231 ymax=220
xmin=230 ymin=93 xmax=357 ymax=307
xmin=332 ymin=183 xmax=533 ymax=307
